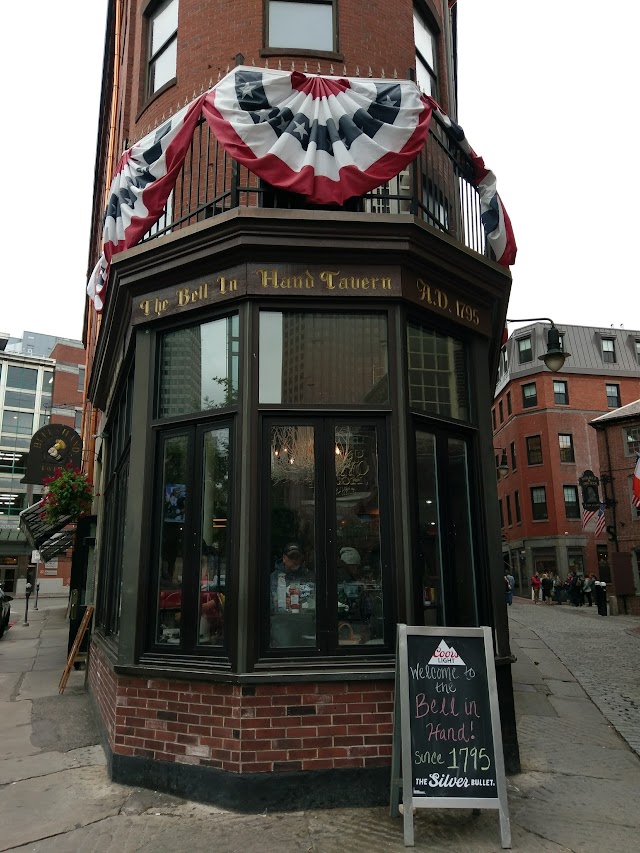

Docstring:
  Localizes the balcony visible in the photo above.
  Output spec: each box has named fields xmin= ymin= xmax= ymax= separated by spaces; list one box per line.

xmin=140 ymin=110 xmax=491 ymax=262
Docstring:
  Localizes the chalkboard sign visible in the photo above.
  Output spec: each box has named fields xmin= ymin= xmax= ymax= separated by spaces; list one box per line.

xmin=390 ymin=626 xmax=511 ymax=848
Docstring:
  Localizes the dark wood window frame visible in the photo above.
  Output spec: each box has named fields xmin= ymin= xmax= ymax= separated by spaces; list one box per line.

xmin=526 ymin=434 xmax=543 ymax=466
xmin=258 ymin=414 xmax=394 ymax=661
xmin=563 ymin=485 xmax=580 ymax=519
xmin=522 ymin=381 xmax=537 ymax=408
xmin=530 ymin=485 xmax=548 ymax=521
xmin=558 ymin=433 xmax=575 ymax=463
xmin=553 ymin=380 xmax=569 ymax=405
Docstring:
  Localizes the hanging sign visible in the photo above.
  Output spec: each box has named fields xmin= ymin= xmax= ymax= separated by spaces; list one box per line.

xmin=21 ymin=425 xmax=83 ymax=485
xmin=390 ymin=625 xmax=511 ymax=848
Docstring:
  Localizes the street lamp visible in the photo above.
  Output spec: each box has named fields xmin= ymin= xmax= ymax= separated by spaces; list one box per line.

xmin=495 ymin=448 xmax=509 ymax=479
xmin=506 ymin=318 xmax=571 ymax=372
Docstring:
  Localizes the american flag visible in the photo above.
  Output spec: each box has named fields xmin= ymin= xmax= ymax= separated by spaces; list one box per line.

xmin=633 ymin=455 xmax=640 ymax=508
xmin=581 ymin=507 xmax=596 ymax=529
xmin=594 ymin=503 xmax=607 ymax=537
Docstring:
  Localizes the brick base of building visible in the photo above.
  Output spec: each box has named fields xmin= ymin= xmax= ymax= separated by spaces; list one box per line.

xmin=88 ymin=639 xmax=394 ymax=809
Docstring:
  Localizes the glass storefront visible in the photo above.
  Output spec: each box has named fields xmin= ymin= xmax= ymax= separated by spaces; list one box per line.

xmin=95 ymin=301 xmax=486 ymax=670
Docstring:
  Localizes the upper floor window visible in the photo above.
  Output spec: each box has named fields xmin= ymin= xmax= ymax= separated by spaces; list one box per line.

xmin=514 ymin=489 xmax=521 ymax=523
xmin=635 ymin=339 xmax=640 ymax=364
xmin=413 ymin=6 xmax=438 ymax=98
xmin=498 ymin=498 xmax=504 ymax=528
xmin=553 ymin=380 xmax=569 ymax=405
xmin=625 ymin=427 xmax=640 ymax=456
xmin=147 ymin=0 xmax=179 ymax=97
xmin=522 ymin=381 xmax=537 ymax=408
xmin=506 ymin=391 xmax=512 ymax=416
xmin=517 ymin=336 xmax=533 ymax=364
xmin=530 ymin=486 xmax=548 ymax=521
xmin=506 ymin=494 xmax=512 ymax=526
xmin=500 ymin=347 xmax=508 ymax=376
xmin=601 ymin=338 xmax=616 ymax=363
xmin=6 ymin=365 xmax=38 ymax=392
xmin=606 ymin=383 xmax=621 ymax=409
xmin=77 ymin=367 xmax=85 ymax=392
xmin=558 ymin=433 xmax=575 ymax=463
xmin=526 ymin=435 xmax=543 ymax=466
xmin=563 ymin=485 xmax=580 ymax=519
xmin=498 ymin=400 xmax=504 ymax=423
xmin=510 ymin=441 xmax=516 ymax=470
xmin=267 ymin=1 xmax=335 ymax=51
xmin=492 ymin=408 xmax=496 ymax=431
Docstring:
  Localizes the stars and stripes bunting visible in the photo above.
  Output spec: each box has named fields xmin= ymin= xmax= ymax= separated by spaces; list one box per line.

xmin=87 ymin=67 xmax=516 ymax=311
xmin=594 ymin=503 xmax=607 ymax=537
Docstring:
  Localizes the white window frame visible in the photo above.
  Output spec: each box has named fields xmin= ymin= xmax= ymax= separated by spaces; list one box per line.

xmin=147 ymin=0 xmax=179 ymax=98
xmin=266 ymin=0 xmax=336 ymax=52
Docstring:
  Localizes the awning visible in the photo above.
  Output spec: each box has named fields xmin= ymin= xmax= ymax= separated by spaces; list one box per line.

xmin=19 ymin=500 xmax=75 ymax=560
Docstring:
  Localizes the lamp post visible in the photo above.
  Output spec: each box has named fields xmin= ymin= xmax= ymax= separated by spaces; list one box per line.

xmin=495 ymin=448 xmax=509 ymax=480
xmin=505 ymin=318 xmax=571 ymax=372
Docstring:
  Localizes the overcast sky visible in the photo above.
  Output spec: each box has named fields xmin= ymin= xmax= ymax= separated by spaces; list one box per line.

xmin=1 ymin=1 xmax=637 ymax=341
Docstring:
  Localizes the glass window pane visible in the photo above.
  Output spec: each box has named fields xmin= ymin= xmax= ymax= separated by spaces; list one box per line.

xmin=268 ymin=1 xmax=333 ymax=50
xmin=150 ymin=37 xmax=177 ymax=92
xmin=198 ymin=428 xmax=230 ymax=647
xmin=415 ymin=431 xmax=442 ymax=625
xmin=415 ymin=57 xmax=435 ymax=96
xmin=413 ymin=10 xmax=435 ymax=68
xmin=151 ymin=0 xmax=179 ymax=55
xmin=1 ymin=411 xmax=33 ymax=435
xmin=446 ymin=438 xmax=476 ymax=626
xmin=334 ymin=425 xmax=385 ymax=646
xmin=3 ymin=391 xmax=35 ymax=409
xmin=407 ymin=324 xmax=469 ymax=420
xmin=260 ymin=312 xmax=388 ymax=405
xmin=269 ymin=425 xmax=316 ymax=648
xmin=6 ymin=366 xmax=38 ymax=391
xmin=158 ymin=316 xmax=239 ymax=418
xmin=156 ymin=435 xmax=188 ymax=645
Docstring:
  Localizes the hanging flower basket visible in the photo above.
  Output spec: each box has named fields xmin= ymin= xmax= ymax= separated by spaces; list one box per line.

xmin=41 ymin=465 xmax=93 ymax=525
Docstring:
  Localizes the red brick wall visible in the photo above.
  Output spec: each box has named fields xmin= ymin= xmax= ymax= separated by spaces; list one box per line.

xmin=123 ymin=0 xmax=449 ymax=147
xmin=89 ymin=642 xmax=394 ymax=773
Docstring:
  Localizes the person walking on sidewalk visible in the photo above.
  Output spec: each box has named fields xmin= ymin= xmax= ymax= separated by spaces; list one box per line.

xmin=552 ymin=572 xmax=563 ymax=604
xmin=541 ymin=572 xmax=553 ymax=604
xmin=531 ymin=571 xmax=541 ymax=604
xmin=504 ymin=570 xmax=515 ymax=606
xmin=583 ymin=574 xmax=594 ymax=607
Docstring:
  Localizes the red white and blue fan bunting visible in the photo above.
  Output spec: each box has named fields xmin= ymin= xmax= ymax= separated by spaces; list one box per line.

xmin=202 ymin=68 xmax=432 ymax=205
xmin=87 ymin=67 xmax=516 ymax=311
xmin=88 ymin=96 xmax=205 ymax=311
xmin=431 ymin=105 xmax=517 ymax=267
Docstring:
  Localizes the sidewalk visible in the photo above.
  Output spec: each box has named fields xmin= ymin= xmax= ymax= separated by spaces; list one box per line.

xmin=0 ymin=601 xmax=639 ymax=851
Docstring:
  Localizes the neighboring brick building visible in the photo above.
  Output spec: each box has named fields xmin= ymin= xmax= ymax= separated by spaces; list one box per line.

xmin=0 ymin=332 xmax=85 ymax=595
xmin=590 ymin=400 xmax=640 ymax=615
xmin=494 ymin=323 xmax=640 ymax=595
xmin=82 ymin=1 xmax=521 ymax=807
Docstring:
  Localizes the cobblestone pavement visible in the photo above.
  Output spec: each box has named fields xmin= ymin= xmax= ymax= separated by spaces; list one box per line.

xmin=508 ymin=598 xmax=640 ymax=757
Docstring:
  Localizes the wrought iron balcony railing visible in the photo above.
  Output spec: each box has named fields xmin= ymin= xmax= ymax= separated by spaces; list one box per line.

xmin=141 ymin=110 xmax=489 ymax=260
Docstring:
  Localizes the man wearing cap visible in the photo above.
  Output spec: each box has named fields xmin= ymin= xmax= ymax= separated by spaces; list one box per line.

xmin=270 ymin=543 xmax=316 ymax=648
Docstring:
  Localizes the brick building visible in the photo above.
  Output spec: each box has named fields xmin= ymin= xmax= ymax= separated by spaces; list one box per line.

xmin=591 ymin=400 xmax=640 ymax=615
xmin=82 ymin=0 xmax=520 ymax=807
xmin=494 ymin=323 xmax=640 ymax=595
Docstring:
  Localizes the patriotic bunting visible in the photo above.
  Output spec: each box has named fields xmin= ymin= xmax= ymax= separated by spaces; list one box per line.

xmin=430 ymin=104 xmax=517 ymax=267
xmin=202 ymin=68 xmax=432 ymax=205
xmin=88 ymin=96 xmax=205 ymax=311
xmin=87 ymin=67 xmax=516 ymax=311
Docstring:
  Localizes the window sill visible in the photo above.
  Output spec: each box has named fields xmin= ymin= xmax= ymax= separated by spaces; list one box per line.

xmin=259 ymin=48 xmax=345 ymax=63
xmin=136 ymin=77 xmax=178 ymax=124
